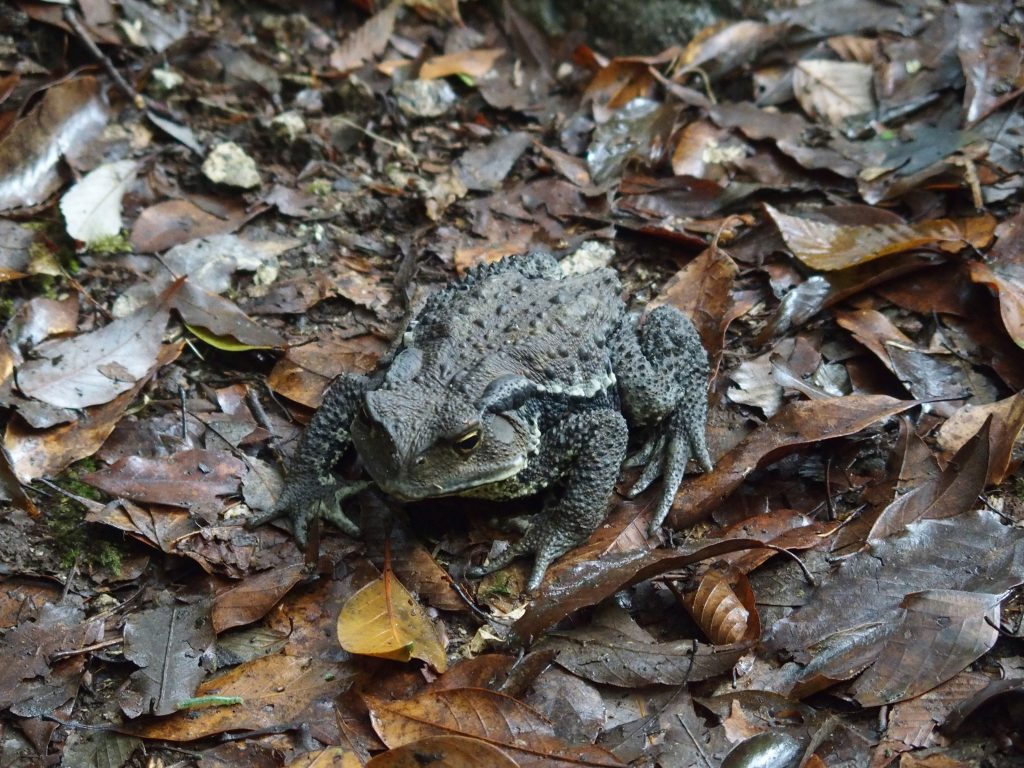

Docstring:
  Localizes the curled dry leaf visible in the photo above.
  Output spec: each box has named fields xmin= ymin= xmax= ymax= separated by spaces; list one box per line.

xmin=365 ymin=735 xmax=518 ymax=768
xmin=936 ymin=392 xmax=1024 ymax=484
xmin=680 ymin=569 xmax=760 ymax=646
xmin=337 ymin=570 xmax=448 ymax=672
xmin=212 ymin=562 xmax=306 ymax=634
xmin=764 ymin=204 xmax=962 ymax=271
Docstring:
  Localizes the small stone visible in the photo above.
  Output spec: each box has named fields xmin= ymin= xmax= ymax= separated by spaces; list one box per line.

xmin=202 ymin=141 xmax=261 ymax=189
xmin=394 ymin=78 xmax=458 ymax=118
xmin=270 ymin=111 xmax=306 ymax=144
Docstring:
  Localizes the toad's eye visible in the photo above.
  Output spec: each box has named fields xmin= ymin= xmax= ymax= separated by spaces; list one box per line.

xmin=453 ymin=428 xmax=481 ymax=453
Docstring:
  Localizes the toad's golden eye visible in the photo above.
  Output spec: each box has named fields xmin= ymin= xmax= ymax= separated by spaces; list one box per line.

xmin=453 ymin=428 xmax=481 ymax=453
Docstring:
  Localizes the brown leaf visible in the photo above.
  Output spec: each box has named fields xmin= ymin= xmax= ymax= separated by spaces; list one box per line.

xmin=267 ymin=336 xmax=387 ymax=409
xmin=212 ymin=563 xmax=306 ymax=633
xmin=0 ymin=77 xmax=108 ymax=211
xmin=286 ymin=748 xmax=363 ymax=768
xmin=650 ymin=243 xmax=738 ymax=369
xmin=936 ymin=392 xmax=1024 ymax=484
xmin=420 ymin=49 xmax=505 ymax=80
xmin=128 ymin=655 xmax=353 ymax=741
xmin=365 ymin=736 xmax=518 ymax=768
xmin=957 ymin=3 xmax=1024 ymax=125
xmin=17 ymin=296 xmax=171 ymax=409
xmin=852 ymin=590 xmax=1000 ymax=706
xmin=336 ymin=570 xmax=448 ymax=672
xmin=680 ymin=569 xmax=759 ymax=645
xmin=668 ymin=395 xmax=920 ymax=529
xmin=82 ymin=448 xmax=244 ymax=509
xmin=366 ymin=689 xmax=624 ymax=768
xmin=765 ymin=205 xmax=962 ymax=271
xmin=130 ymin=197 xmax=259 ymax=253
xmin=330 ymin=1 xmax=400 ymax=72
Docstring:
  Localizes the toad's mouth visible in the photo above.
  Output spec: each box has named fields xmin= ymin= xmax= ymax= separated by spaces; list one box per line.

xmin=366 ymin=456 xmax=528 ymax=501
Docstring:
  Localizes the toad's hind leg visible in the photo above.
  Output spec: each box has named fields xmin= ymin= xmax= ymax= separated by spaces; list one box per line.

xmin=466 ymin=408 xmax=628 ymax=591
xmin=610 ymin=305 xmax=712 ymax=532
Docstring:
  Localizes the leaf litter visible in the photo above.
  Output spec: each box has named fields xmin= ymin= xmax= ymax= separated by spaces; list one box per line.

xmin=1 ymin=0 xmax=1024 ymax=766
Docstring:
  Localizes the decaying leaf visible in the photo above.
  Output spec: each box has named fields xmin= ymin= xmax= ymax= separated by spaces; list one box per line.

xmin=793 ymin=59 xmax=875 ymax=126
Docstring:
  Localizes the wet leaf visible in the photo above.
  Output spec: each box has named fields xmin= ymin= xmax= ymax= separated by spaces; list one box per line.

xmin=367 ymin=688 xmax=624 ymax=768
xmin=365 ymin=736 xmax=518 ymax=768
xmin=128 ymin=655 xmax=353 ymax=741
xmin=178 ymin=284 xmax=287 ymax=351
xmin=851 ymin=590 xmax=1000 ymax=706
xmin=0 ymin=77 xmax=108 ymax=211
xmin=765 ymin=205 xmax=962 ymax=271
xmin=267 ymin=336 xmax=386 ymax=408
xmin=60 ymin=159 xmax=138 ymax=244
xmin=17 ymin=296 xmax=171 ymax=409
xmin=936 ymin=392 xmax=1024 ymax=484
xmin=668 ymin=396 xmax=919 ymax=529
xmin=119 ymin=596 xmax=215 ymax=718
xmin=337 ymin=569 xmax=447 ymax=672
xmin=286 ymin=748 xmax=363 ymax=768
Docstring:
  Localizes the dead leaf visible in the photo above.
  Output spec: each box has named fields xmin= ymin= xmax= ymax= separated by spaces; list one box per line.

xmin=668 ymin=395 xmax=920 ymax=529
xmin=17 ymin=296 xmax=171 ymax=409
xmin=0 ymin=77 xmax=108 ymax=211
xmin=765 ymin=204 xmax=962 ymax=271
xmin=420 ymin=49 xmax=505 ymax=80
xmin=793 ymin=59 xmax=876 ymax=126
xmin=267 ymin=336 xmax=386 ymax=409
xmin=128 ymin=655 xmax=353 ymax=741
xmin=82 ymin=448 xmax=244 ymax=510
xmin=680 ymin=569 xmax=759 ymax=645
xmin=365 ymin=736 xmax=518 ymax=768
xmin=331 ymin=1 xmax=400 ymax=71
xmin=337 ymin=569 xmax=447 ymax=672
xmin=130 ymin=197 xmax=262 ymax=253
xmin=212 ymin=563 xmax=306 ymax=633
xmin=60 ymin=160 xmax=138 ymax=244
xmin=367 ymin=689 xmax=624 ymax=768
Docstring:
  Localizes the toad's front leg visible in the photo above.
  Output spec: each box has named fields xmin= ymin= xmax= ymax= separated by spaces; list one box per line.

xmin=467 ymin=408 xmax=628 ymax=591
xmin=248 ymin=373 xmax=373 ymax=544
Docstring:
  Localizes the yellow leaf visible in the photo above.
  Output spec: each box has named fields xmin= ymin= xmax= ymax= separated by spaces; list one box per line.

xmin=338 ymin=571 xmax=448 ymax=672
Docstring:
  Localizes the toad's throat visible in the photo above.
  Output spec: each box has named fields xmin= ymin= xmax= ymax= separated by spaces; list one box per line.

xmin=367 ymin=457 xmax=529 ymax=501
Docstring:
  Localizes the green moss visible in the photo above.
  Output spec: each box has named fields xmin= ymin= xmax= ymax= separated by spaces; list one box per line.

xmin=45 ymin=464 xmax=124 ymax=576
xmin=306 ymin=178 xmax=331 ymax=197
xmin=86 ymin=233 xmax=133 ymax=255
xmin=479 ymin=573 xmax=517 ymax=599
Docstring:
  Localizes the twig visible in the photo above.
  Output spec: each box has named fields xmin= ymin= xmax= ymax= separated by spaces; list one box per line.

xmin=63 ymin=9 xmax=146 ymax=109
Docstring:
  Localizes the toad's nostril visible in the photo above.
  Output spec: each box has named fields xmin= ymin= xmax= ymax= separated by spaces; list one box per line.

xmin=414 ymin=456 xmax=426 ymax=466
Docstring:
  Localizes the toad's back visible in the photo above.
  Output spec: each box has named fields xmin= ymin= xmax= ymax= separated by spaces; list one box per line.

xmin=405 ymin=256 xmax=625 ymax=398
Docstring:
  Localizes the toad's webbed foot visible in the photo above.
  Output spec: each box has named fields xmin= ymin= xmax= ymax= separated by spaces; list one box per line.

xmin=247 ymin=373 xmax=372 ymax=545
xmin=611 ymin=305 xmax=712 ymax=532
